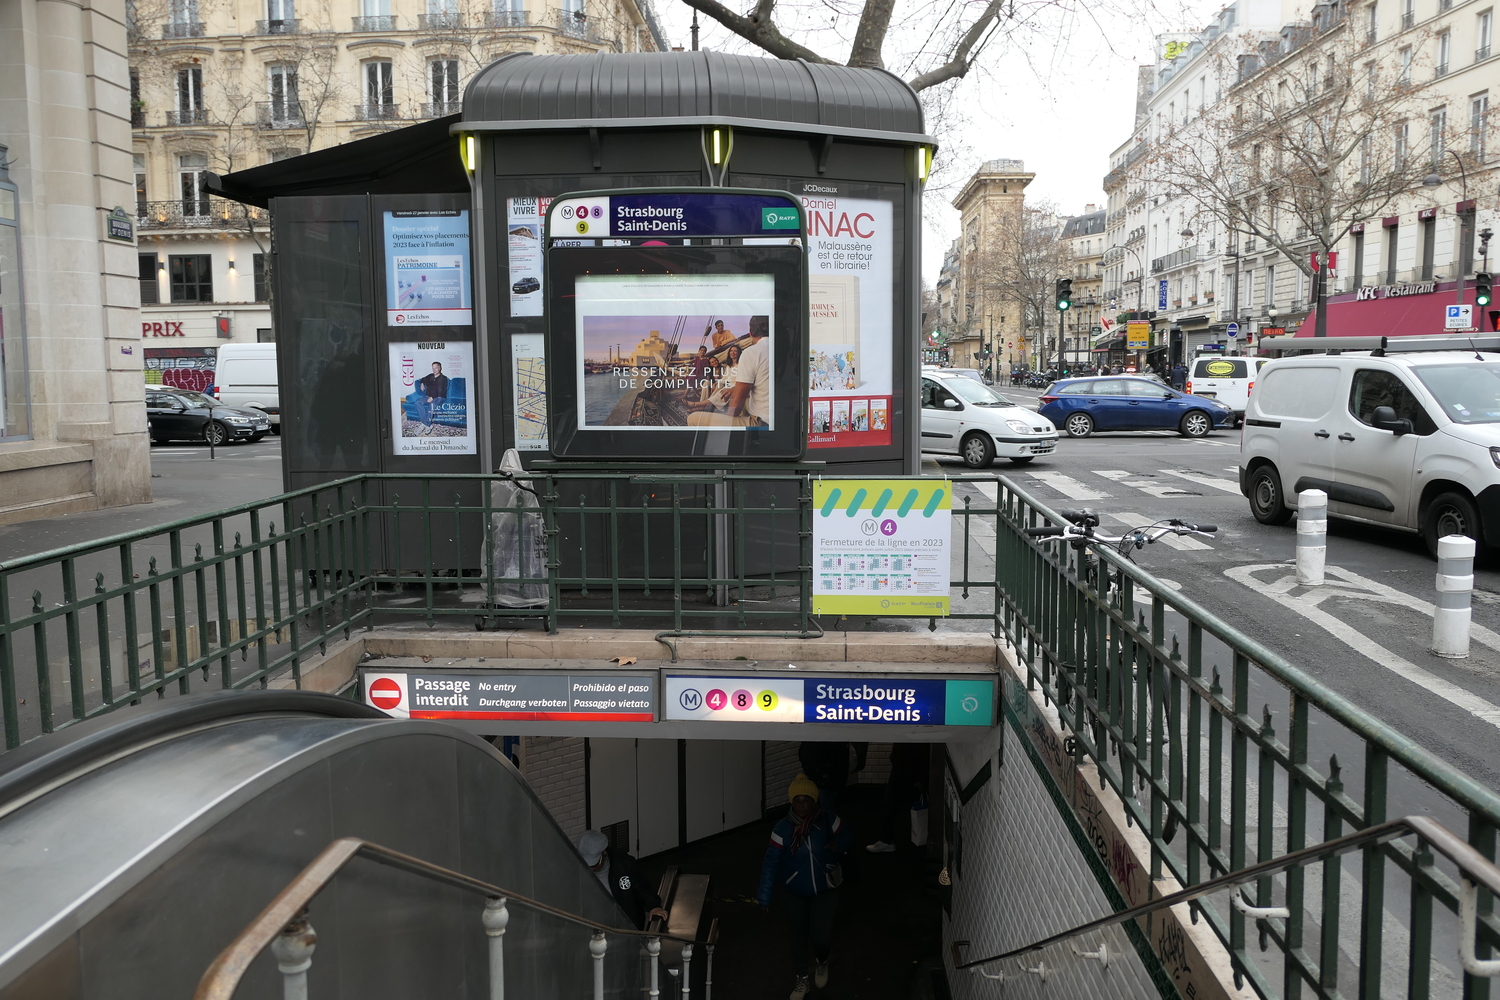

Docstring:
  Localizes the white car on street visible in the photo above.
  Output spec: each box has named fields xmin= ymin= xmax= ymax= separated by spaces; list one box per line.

xmin=920 ymin=369 xmax=1059 ymax=467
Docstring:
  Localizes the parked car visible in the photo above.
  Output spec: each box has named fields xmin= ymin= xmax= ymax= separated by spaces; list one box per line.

xmin=146 ymin=387 xmax=271 ymax=445
xmin=512 ymin=276 xmax=540 ymax=294
xmin=1240 ymin=345 xmax=1500 ymax=557
xmin=920 ymin=370 xmax=1058 ymax=467
xmin=1186 ymin=355 xmax=1268 ymax=426
xmin=212 ymin=343 xmax=279 ymax=433
xmin=1038 ymin=376 xmax=1234 ymax=438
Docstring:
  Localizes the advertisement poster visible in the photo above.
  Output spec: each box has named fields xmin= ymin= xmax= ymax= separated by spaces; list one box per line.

xmin=663 ymin=675 xmax=993 ymax=726
xmin=389 ymin=341 xmax=476 ymax=454
xmin=511 ymin=332 xmax=548 ymax=450
xmin=802 ymin=195 xmax=893 ymax=450
xmin=363 ymin=670 xmax=656 ymax=722
xmin=576 ymin=273 xmax=775 ymax=430
xmin=812 ymin=479 xmax=950 ymax=616
xmin=506 ymin=197 xmax=549 ymax=318
xmin=384 ymin=210 xmax=472 ymax=327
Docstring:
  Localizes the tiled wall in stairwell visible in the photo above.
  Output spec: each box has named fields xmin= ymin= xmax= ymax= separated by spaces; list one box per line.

xmin=521 ymin=736 xmax=588 ymax=844
xmin=943 ymin=723 xmax=1171 ymax=1000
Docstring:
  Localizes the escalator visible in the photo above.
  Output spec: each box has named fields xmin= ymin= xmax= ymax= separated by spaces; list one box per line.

xmin=0 ymin=691 xmax=706 ymax=999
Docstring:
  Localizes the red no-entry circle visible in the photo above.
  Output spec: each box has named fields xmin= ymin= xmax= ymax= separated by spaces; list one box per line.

xmin=369 ymin=677 xmax=403 ymax=710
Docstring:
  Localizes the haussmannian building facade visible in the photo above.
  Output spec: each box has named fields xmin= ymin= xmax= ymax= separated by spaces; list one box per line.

xmin=127 ymin=0 xmax=665 ymax=384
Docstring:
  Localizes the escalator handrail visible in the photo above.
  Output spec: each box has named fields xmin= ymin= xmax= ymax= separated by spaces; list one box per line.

xmin=194 ymin=836 xmax=714 ymax=1000
xmin=950 ymin=814 xmax=1500 ymax=972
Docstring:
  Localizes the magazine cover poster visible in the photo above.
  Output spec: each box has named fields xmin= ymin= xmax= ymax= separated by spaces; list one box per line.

xmin=384 ymin=210 xmax=472 ymax=327
xmin=390 ymin=341 xmax=476 ymax=454
xmin=576 ymin=274 xmax=776 ymax=431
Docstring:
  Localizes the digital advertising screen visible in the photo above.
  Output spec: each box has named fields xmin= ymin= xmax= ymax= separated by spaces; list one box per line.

xmin=545 ymin=244 xmax=806 ymax=461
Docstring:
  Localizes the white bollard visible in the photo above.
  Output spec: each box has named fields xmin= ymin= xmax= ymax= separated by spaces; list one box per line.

xmin=1296 ymin=489 xmax=1327 ymax=586
xmin=1434 ymin=534 xmax=1476 ymax=658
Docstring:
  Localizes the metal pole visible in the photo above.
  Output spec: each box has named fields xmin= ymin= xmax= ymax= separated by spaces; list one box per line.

xmin=590 ymin=932 xmax=607 ymax=1000
xmin=270 ymin=916 xmax=317 ymax=1000
xmin=1433 ymin=534 xmax=1475 ymax=658
xmin=704 ymin=942 xmax=714 ymax=1000
xmin=483 ymin=897 xmax=508 ymax=1000
xmin=1296 ymin=489 xmax=1327 ymax=586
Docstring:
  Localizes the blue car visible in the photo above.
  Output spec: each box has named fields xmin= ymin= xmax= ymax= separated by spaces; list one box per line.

xmin=1038 ymin=376 xmax=1235 ymax=438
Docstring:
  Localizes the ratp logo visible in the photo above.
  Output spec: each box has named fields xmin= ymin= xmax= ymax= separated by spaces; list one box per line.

xmin=816 ymin=482 xmax=949 ymax=519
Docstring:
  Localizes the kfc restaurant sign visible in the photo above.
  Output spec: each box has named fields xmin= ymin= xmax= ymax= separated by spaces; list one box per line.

xmin=1354 ymin=281 xmax=1438 ymax=301
xmin=1297 ymin=278 xmax=1476 ymax=338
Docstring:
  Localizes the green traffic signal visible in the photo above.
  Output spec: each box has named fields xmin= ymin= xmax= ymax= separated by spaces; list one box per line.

xmin=1477 ymin=272 xmax=1493 ymax=307
xmin=1055 ymin=277 xmax=1073 ymax=311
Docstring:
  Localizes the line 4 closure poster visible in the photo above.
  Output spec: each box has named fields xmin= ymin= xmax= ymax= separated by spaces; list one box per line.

xmin=384 ymin=210 xmax=472 ymax=327
xmin=812 ymin=479 xmax=950 ymax=616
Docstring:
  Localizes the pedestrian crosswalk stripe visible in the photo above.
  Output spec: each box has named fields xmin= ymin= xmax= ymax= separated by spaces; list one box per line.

xmin=1107 ymin=512 xmax=1212 ymax=551
xmin=1027 ymin=471 xmax=1112 ymax=500
xmin=1160 ymin=468 xmax=1242 ymax=494
xmin=1094 ymin=471 xmax=1198 ymax=497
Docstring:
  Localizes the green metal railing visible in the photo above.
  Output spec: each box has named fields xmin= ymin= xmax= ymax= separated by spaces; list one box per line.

xmin=994 ymin=478 xmax=1500 ymax=999
xmin=7 ymin=470 xmax=1500 ymax=997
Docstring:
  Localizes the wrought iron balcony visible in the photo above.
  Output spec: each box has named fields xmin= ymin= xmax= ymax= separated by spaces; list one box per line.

xmin=354 ymin=102 xmax=401 ymax=121
xmin=1151 ymin=245 xmax=1202 ymax=273
xmin=552 ymin=7 xmax=596 ymax=38
xmin=256 ymin=101 xmax=306 ymax=128
xmin=130 ymin=109 xmax=147 ymax=127
xmin=417 ymin=12 xmax=463 ymax=28
xmin=254 ymin=18 xmax=299 ymax=33
xmin=161 ymin=20 xmax=205 ymax=37
xmin=137 ymin=198 xmax=268 ymax=231
xmin=165 ymin=109 xmax=208 ymax=126
xmin=479 ymin=9 xmax=529 ymax=26
xmin=351 ymin=14 xmax=396 ymax=29
xmin=421 ymin=101 xmax=462 ymax=117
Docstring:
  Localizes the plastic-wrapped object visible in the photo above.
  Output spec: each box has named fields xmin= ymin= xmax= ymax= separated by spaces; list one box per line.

xmin=489 ymin=448 xmax=548 ymax=607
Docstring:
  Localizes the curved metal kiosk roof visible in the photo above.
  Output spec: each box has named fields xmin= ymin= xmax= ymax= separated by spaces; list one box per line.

xmin=459 ymin=51 xmax=933 ymax=145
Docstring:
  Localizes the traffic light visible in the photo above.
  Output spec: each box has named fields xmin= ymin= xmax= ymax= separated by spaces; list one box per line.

xmin=1476 ymin=272 xmax=1493 ymax=307
xmin=1055 ymin=278 xmax=1073 ymax=311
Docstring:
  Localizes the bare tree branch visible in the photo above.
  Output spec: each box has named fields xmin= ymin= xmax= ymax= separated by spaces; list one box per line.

xmin=675 ymin=0 xmax=831 ymax=62
xmin=905 ymin=0 xmax=1004 ymax=91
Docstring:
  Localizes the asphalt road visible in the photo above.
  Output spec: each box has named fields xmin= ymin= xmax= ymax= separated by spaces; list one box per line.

xmin=930 ymin=389 xmax=1500 ymax=815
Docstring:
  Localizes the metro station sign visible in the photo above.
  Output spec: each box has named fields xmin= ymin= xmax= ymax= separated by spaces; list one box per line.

xmin=663 ymin=675 xmax=994 ymax=727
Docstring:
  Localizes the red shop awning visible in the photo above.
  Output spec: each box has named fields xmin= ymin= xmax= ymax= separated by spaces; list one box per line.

xmin=1295 ymin=281 xmax=1486 ymax=337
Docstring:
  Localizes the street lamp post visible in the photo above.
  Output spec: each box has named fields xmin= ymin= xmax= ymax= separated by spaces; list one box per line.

xmin=1423 ymin=148 xmax=1475 ymax=315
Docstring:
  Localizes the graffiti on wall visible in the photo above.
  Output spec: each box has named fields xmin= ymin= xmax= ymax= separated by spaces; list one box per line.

xmin=144 ymin=347 xmax=217 ymax=393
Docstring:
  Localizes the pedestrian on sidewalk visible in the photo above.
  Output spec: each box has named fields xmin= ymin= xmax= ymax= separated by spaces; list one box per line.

xmin=577 ymin=830 xmax=669 ymax=930
xmin=865 ymin=743 xmax=930 ymax=853
xmin=759 ymin=773 xmax=853 ymax=999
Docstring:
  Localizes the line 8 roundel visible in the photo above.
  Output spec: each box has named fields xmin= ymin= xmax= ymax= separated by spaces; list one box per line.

xmin=664 ymin=676 xmax=802 ymax=722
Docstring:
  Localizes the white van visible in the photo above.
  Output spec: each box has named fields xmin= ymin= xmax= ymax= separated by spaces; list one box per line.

xmin=213 ymin=343 xmax=279 ymax=432
xmin=1239 ymin=340 xmax=1500 ymax=557
xmin=1186 ymin=354 xmax=1268 ymax=424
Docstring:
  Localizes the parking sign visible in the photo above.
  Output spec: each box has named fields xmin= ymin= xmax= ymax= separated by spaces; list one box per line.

xmin=1446 ymin=304 xmax=1474 ymax=330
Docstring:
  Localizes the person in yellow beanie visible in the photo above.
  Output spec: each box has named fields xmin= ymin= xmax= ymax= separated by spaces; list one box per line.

xmin=758 ymin=773 xmax=852 ymax=998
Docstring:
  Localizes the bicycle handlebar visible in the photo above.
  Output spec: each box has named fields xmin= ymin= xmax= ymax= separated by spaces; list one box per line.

xmin=1025 ymin=526 xmax=1066 ymax=537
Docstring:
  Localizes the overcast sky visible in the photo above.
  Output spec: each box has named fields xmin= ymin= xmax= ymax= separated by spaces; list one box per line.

xmin=652 ymin=0 xmax=1224 ymax=283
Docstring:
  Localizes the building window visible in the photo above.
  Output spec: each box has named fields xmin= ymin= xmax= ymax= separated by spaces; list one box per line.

xmin=1359 ymin=134 xmax=1373 ymax=184
xmin=139 ymin=253 xmax=160 ymax=304
xmin=1480 ymin=9 xmax=1494 ymax=61
xmin=427 ymin=58 xmax=459 ymax=115
xmin=169 ymin=253 xmax=213 ymax=303
xmin=253 ymin=253 xmax=269 ymax=301
xmin=1421 ymin=213 xmax=1436 ymax=279
xmin=267 ymin=64 xmax=300 ymax=125
xmin=265 ymin=0 xmax=295 ymax=29
xmin=256 ymin=327 xmax=276 ymax=343
xmin=173 ymin=67 xmax=205 ymax=126
xmin=1401 ymin=0 xmax=1414 ymax=29
xmin=133 ymin=153 xmax=147 ymax=217
xmin=1265 ymin=264 xmax=1276 ymax=308
xmin=1366 ymin=2 xmax=1378 ymax=43
xmin=362 ymin=60 xmax=395 ymax=118
xmin=1396 ymin=121 xmax=1410 ymax=167
xmin=268 ymin=147 xmax=301 ymax=162
xmin=1400 ymin=46 xmax=1413 ymax=83
xmin=1385 ymin=222 xmax=1400 ymax=284
xmin=166 ymin=0 xmax=201 ymax=36
xmin=178 ymin=152 xmax=209 ymax=218
xmin=1439 ymin=31 xmax=1451 ymax=75
xmin=1353 ymin=230 xmax=1365 ymax=286
xmin=130 ymin=70 xmax=144 ymax=126
xmin=1473 ymin=93 xmax=1490 ymax=158
xmin=1431 ymin=107 xmax=1447 ymax=166
xmin=0 ymin=152 xmax=29 ymax=440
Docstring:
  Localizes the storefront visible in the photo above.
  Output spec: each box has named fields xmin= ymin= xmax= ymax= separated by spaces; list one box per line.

xmin=1293 ymin=278 xmax=1484 ymax=338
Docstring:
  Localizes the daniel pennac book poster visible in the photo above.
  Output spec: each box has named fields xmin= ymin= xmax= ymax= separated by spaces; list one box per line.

xmin=389 ymin=342 xmax=476 ymax=455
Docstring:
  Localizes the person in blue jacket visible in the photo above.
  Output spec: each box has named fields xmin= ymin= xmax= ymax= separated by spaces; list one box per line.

xmin=759 ymin=773 xmax=853 ymax=999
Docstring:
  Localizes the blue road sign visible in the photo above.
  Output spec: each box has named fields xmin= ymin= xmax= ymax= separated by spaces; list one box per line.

xmin=1227 ymin=322 xmax=1240 ymax=339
